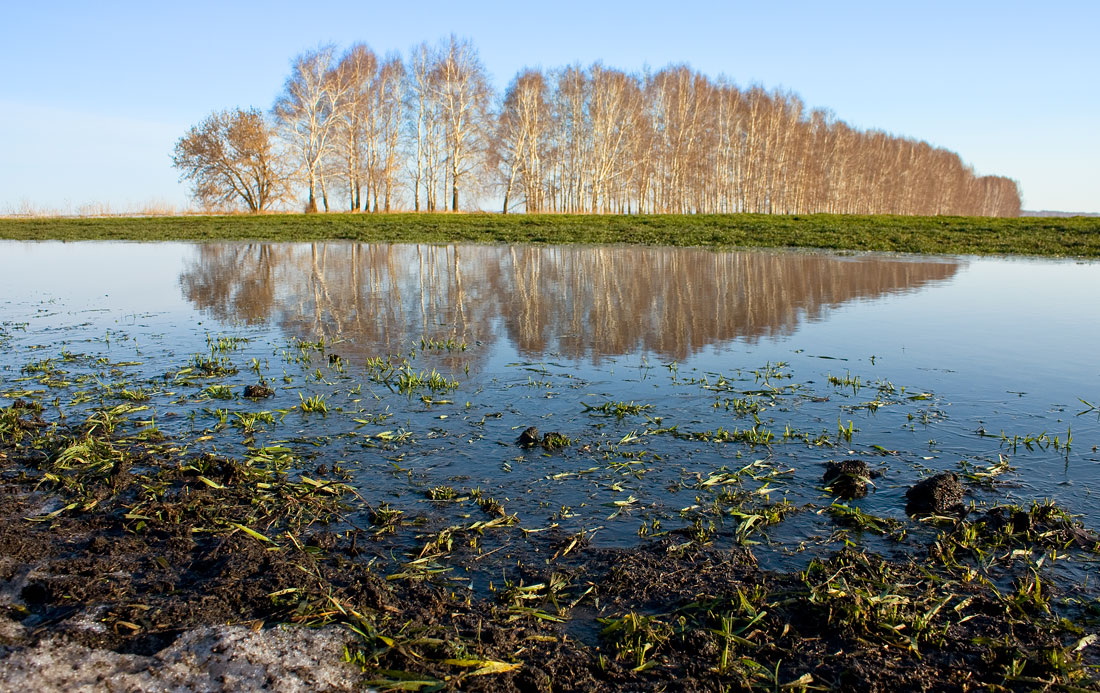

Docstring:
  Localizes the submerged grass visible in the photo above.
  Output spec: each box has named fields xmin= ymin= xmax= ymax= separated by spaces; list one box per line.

xmin=3 ymin=213 xmax=1100 ymax=257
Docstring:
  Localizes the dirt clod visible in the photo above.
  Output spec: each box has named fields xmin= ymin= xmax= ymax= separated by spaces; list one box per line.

xmin=823 ymin=459 xmax=874 ymax=499
xmin=905 ymin=472 xmax=963 ymax=514
xmin=516 ymin=426 xmax=540 ymax=448
xmin=242 ymin=384 xmax=274 ymax=399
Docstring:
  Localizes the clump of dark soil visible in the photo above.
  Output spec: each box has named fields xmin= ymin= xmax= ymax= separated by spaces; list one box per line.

xmin=822 ymin=459 xmax=876 ymax=498
xmin=242 ymin=384 xmax=274 ymax=399
xmin=905 ymin=471 xmax=964 ymax=514
xmin=516 ymin=427 xmax=569 ymax=450
xmin=516 ymin=426 xmax=541 ymax=447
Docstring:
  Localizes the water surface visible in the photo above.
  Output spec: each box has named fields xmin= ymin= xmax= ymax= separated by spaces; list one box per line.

xmin=2 ymin=241 xmax=1098 ymax=576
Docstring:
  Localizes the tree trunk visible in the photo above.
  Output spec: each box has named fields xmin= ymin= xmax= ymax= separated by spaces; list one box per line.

xmin=307 ymin=180 xmax=318 ymax=213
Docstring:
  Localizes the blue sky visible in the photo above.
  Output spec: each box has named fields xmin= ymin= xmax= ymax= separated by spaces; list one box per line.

xmin=2 ymin=0 xmax=1097 ymax=213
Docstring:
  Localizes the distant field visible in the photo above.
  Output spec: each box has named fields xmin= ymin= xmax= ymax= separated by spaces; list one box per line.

xmin=2 ymin=213 xmax=1099 ymax=257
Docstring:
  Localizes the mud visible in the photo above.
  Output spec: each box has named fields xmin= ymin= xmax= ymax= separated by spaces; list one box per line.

xmin=1 ymin=408 xmax=1097 ymax=692
xmin=822 ymin=459 xmax=876 ymax=499
xmin=905 ymin=471 xmax=965 ymax=515
xmin=242 ymin=384 xmax=275 ymax=399
xmin=0 ymin=623 xmax=360 ymax=692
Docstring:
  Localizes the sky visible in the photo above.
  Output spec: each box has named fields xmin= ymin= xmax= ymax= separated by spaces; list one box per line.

xmin=2 ymin=0 xmax=1097 ymax=214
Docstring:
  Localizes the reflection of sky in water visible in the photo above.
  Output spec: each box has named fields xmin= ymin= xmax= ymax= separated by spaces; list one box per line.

xmin=0 ymin=241 xmax=192 ymax=314
xmin=1 ymin=241 xmax=1099 ymax=540
xmin=782 ymin=259 xmax=1100 ymax=405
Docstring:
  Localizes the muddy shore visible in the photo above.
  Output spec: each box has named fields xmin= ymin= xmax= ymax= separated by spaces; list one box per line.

xmin=2 ymin=398 xmax=1098 ymax=691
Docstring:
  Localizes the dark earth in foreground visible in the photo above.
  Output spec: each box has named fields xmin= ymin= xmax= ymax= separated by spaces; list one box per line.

xmin=2 ymin=401 xmax=1098 ymax=691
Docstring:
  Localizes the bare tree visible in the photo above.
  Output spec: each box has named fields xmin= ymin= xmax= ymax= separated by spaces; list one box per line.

xmin=173 ymin=107 xmax=288 ymax=212
xmin=273 ymin=46 xmax=342 ymax=213
xmin=374 ymin=54 xmax=407 ymax=212
xmin=431 ymin=35 xmax=492 ymax=211
xmin=496 ymin=68 xmax=551 ymax=213
xmin=407 ymin=42 xmax=443 ymax=211
xmin=332 ymin=44 xmax=378 ymax=211
xmin=588 ymin=64 xmax=643 ymax=213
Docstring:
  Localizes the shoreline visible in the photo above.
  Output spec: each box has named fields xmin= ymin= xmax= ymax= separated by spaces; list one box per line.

xmin=2 ymin=364 xmax=1098 ymax=690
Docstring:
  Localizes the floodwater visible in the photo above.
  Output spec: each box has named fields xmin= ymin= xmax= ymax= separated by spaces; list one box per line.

xmin=1 ymin=241 xmax=1098 ymax=574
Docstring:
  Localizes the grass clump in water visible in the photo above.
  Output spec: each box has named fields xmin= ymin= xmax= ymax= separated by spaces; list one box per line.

xmin=583 ymin=400 xmax=655 ymax=418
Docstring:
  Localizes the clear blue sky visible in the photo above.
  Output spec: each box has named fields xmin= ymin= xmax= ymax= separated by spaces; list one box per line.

xmin=2 ymin=0 xmax=1097 ymax=214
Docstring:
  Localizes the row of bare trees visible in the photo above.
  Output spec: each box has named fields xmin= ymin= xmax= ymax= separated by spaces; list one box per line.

xmin=496 ymin=64 xmax=1020 ymax=216
xmin=269 ymin=37 xmax=491 ymax=214
xmin=174 ymin=37 xmax=1021 ymax=216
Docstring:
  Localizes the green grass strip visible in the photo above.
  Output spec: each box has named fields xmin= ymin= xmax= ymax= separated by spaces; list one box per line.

xmin=2 ymin=213 xmax=1099 ymax=257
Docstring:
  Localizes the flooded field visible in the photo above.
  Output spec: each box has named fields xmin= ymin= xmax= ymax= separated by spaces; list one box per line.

xmin=2 ymin=241 xmax=1098 ymax=690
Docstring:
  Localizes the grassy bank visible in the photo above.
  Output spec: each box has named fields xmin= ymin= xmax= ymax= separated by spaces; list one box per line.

xmin=2 ymin=213 xmax=1100 ymax=257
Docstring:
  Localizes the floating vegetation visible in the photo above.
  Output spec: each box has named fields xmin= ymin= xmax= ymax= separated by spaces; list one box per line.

xmin=187 ymin=353 xmax=238 ymax=377
xmin=823 ymin=503 xmax=905 ymax=537
xmin=116 ymin=386 xmax=151 ymax=402
xmin=426 ymin=485 xmax=459 ymax=501
xmin=958 ymin=454 xmax=1014 ymax=485
xmin=291 ymin=336 xmax=329 ymax=352
xmin=202 ymin=383 xmax=235 ymax=400
xmin=828 ymin=370 xmax=863 ymax=391
xmin=1079 ymin=398 xmax=1099 ymax=419
xmin=998 ymin=428 xmax=1074 ymax=453
xmin=583 ymin=400 xmax=655 ymax=418
xmin=232 ymin=410 xmax=276 ymax=435
xmin=205 ymin=333 xmax=250 ymax=352
xmin=540 ymin=431 xmax=572 ymax=450
xmin=685 ymin=425 xmax=775 ymax=445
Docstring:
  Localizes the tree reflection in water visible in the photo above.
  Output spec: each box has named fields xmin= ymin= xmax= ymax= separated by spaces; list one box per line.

xmin=179 ymin=243 xmax=959 ymax=364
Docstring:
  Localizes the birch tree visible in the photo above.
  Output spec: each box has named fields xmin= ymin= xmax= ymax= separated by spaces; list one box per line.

xmin=496 ymin=68 xmax=550 ymax=213
xmin=588 ymin=64 xmax=643 ymax=213
xmin=333 ymin=44 xmax=378 ymax=211
xmin=374 ymin=55 xmax=406 ymax=211
xmin=262 ymin=39 xmax=1021 ymax=217
xmin=273 ymin=46 xmax=341 ymax=212
xmin=431 ymin=35 xmax=492 ymax=211
xmin=407 ymin=43 xmax=444 ymax=211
